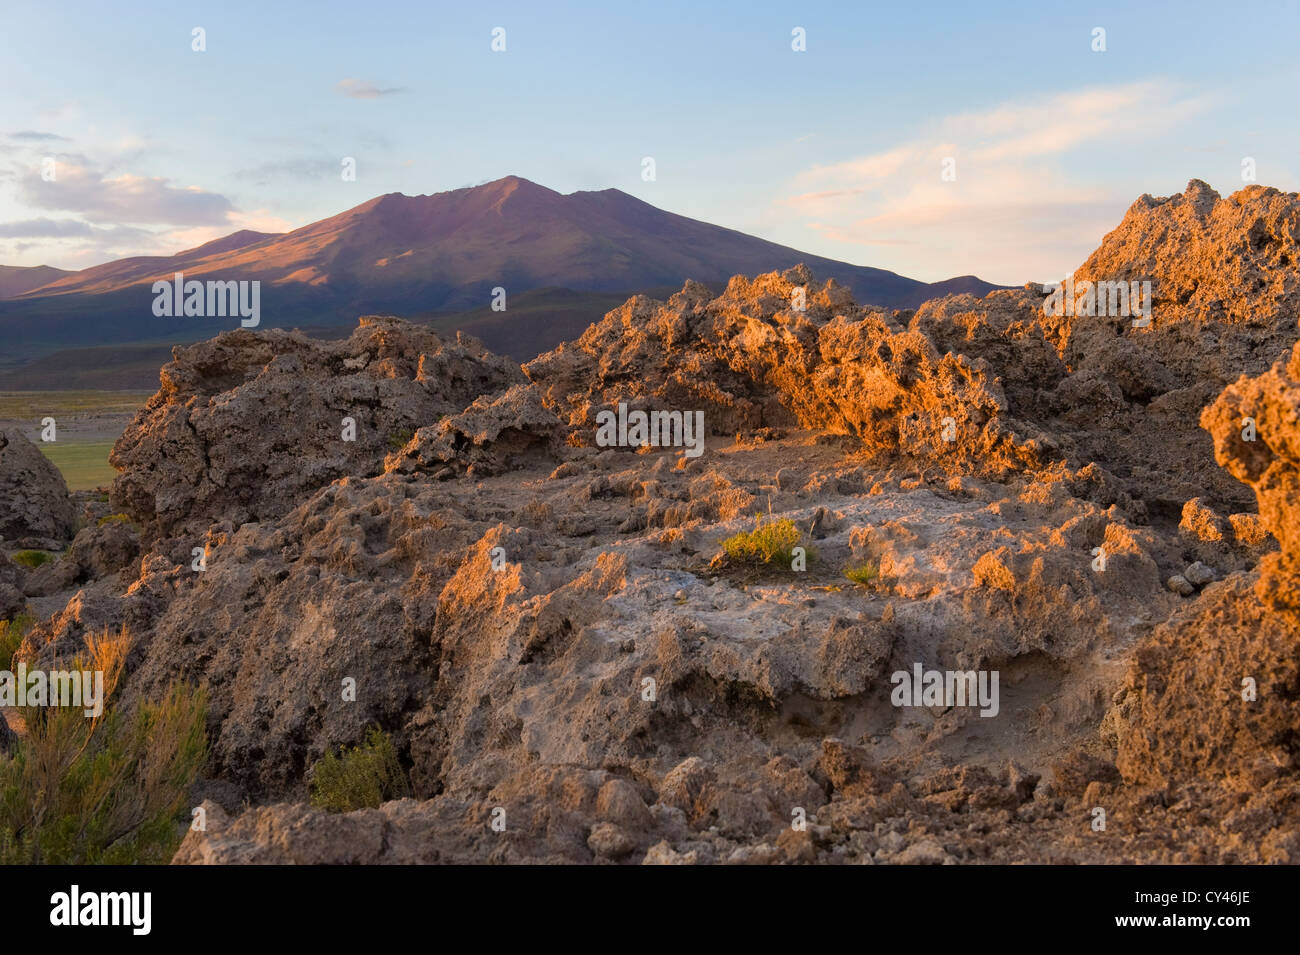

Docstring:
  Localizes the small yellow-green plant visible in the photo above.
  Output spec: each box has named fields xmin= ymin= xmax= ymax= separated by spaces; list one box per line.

xmin=309 ymin=727 xmax=409 ymax=812
xmin=844 ymin=561 xmax=879 ymax=587
xmin=721 ymin=517 xmax=805 ymax=566
xmin=96 ymin=513 xmax=132 ymax=527
xmin=387 ymin=428 xmax=415 ymax=450
xmin=10 ymin=550 xmax=53 ymax=570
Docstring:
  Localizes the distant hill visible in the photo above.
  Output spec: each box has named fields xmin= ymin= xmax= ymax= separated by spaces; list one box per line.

xmin=0 ymin=264 xmax=73 ymax=299
xmin=0 ymin=176 xmax=1010 ymax=378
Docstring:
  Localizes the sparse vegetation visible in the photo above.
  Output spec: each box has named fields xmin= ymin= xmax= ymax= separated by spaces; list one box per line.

xmin=0 ymin=613 xmax=34 ymax=669
xmin=844 ymin=561 xmax=880 ymax=587
xmin=309 ymin=727 xmax=409 ymax=812
xmin=0 ymin=628 xmax=208 ymax=864
xmin=0 ymin=391 xmax=152 ymax=419
xmin=97 ymin=513 xmax=132 ymax=527
xmin=721 ymin=517 xmax=806 ymax=567
xmin=10 ymin=550 xmax=53 ymax=570
xmin=387 ymin=428 xmax=415 ymax=450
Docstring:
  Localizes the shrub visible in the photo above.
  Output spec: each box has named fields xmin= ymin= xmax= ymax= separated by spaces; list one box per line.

xmin=96 ymin=513 xmax=132 ymax=527
xmin=309 ymin=727 xmax=409 ymax=812
xmin=387 ymin=428 xmax=415 ymax=450
xmin=0 ymin=628 xmax=208 ymax=864
xmin=0 ymin=614 xmax=34 ymax=670
xmin=10 ymin=551 xmax=52 ymax=570
xmin=844 ymin=561 xmax=879 ymax=586
xmin=721 ymin=517 xmax=805 ymax=566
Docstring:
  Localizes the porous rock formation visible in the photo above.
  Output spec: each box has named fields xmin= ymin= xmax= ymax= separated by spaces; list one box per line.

xmin=109 ymin=316 xmax=522 ymax=538
xmin=1110 ymin=337 xmax=1300 ymax=813
xmin=525 ymin=270 xmax=1047 ymax=478
xmin=0 ymin=428 xmax=76 ymax=543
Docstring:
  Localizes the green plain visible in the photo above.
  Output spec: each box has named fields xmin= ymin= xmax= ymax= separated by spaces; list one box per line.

xmin=37 ymin=440 xmax=119 ymax=491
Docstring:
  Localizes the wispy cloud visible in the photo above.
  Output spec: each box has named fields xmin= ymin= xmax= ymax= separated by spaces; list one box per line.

xmin=19 ymin=161 xmax=235 ymax=226
xmin=236 ymin=158 xmax=339 ymax=184
xmin=779 ymin=81 xmax=1216 ymax=283
xmin=7 ymin=130 xmax=70 ymax=142
xmin=0 ymin=217 xmax=151 ymax=240
xmin=335 ymin=78 xmax=405 ymax=99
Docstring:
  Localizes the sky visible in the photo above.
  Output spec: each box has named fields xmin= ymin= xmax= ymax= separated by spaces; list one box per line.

xmin=1 ymin=0 xmax=1297 ymax=285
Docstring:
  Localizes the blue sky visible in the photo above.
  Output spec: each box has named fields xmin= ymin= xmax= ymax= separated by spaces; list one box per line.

xmin=1 ymin=0 xmax=1297 ymax=284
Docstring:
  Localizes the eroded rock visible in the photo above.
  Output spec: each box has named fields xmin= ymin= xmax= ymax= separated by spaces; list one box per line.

xmin=0 ymin=429 xmax=76 ymax=542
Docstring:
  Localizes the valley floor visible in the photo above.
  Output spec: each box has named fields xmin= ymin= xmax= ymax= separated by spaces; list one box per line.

xmin=0 ymin=391 xmax=148 ymax=491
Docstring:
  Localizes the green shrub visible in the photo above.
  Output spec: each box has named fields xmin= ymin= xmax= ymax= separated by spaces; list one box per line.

xmin=10 ymin=551 xmax=52 ymax=570
xmin=721 ymin=517 xmax=806 ymax=567
xmin=96 ymin=513 xmax=132 ymax=527
xmin=0 ymin=614 xmax=34 ymax=670
xmin=0 ymin=628 xmax=208 ymax=864
xmin=844 ymin=561 xmax=879 ymax=586
xmin=309 ymin=727 xmax=409 ymax=812
xmin=387 ymin=428 xmax=415 ymax=450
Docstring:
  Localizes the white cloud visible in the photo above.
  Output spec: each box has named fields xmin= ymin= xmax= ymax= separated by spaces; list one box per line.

xmin=19 ymin=161 xmax=235 ymax=226
xmin=0 ymin=139 xmax=291 ymax=266
xmin=779 ymin=81 xmax=1215 ymax=283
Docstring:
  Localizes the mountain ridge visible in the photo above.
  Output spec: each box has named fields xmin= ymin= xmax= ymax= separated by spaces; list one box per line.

xmin=0 ymin=176 xmax=1009 ymax=362
xmin=0 ymin=264 xmax=74 ymax=299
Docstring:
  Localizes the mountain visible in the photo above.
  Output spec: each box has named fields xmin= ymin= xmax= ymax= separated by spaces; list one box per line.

xmin=0 ymin=176 xmax=1009 ymax=365
xmin=0 ymin=264 xmax=73 ymax=299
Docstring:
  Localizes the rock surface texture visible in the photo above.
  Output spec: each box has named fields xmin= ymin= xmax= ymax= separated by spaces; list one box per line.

xmin=0 ymin=428 xmax=76 ymax=543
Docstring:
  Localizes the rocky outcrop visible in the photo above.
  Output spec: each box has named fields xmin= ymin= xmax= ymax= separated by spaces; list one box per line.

xmin=1076 ymin=180 xmax=1300 ymax=334
xmin=22 ymin=517 xmax=141 ymax=597
xmin=910 ymin=182 xmax=1300 ymax=518
xmin=0 ymin=428 xmax=76 ymax=543
xmin=0 ymin=550 xmax=25 ymax=620
xmin=385 ymin=383 xmax=563 ymax=478
xmin=1201 ymin=341 xmax=1300 ymax=589
xmin=525 ymin=268 xmax=1047 ymax=478
xmin=110 ymin=317 xmax=522 ymax=539
xmin=1113 ymin=338 xmax=1300 ymax=792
